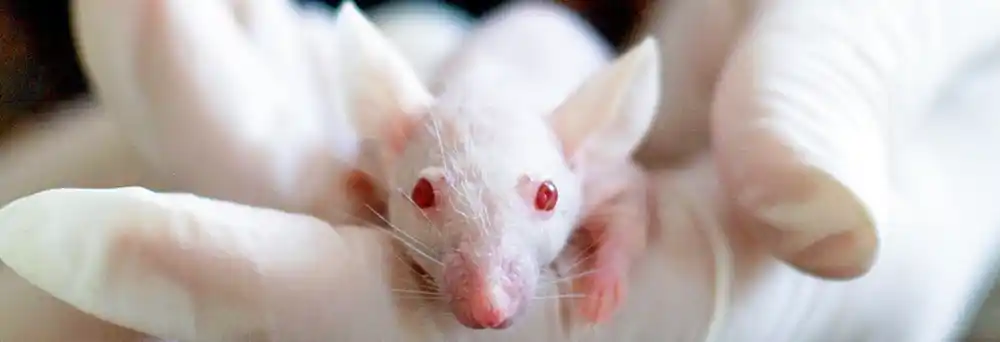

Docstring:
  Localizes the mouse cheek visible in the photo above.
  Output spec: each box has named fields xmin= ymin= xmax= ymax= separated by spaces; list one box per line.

xmin=537 ymin=224 xmax=574 ymax=264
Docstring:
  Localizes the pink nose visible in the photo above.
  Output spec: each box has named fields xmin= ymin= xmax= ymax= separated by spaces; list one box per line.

xmin=463 ymin=293 xmax=515 ymax=329
xmin=444 ymin=265 xmax=523 ymax=330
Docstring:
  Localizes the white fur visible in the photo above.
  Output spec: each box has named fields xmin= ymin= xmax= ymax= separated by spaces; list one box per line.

xmin=427 ymin=2 xmax=613 ymax=110
xmin=382 ymin=0 xmax=609 ymax=297
xmin=377 ymin=2 xmax=657 ymax=329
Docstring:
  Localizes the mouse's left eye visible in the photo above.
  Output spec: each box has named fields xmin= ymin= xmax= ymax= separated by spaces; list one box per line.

xmin=412 ymin=177 xmax=437 ymax=209
xmin=534 ymin=180 xmax=558 ymax=212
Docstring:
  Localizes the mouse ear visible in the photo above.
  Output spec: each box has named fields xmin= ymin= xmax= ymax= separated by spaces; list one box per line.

xmin=335 ymin=2 xmax=431 ymax=157
xmin=549 ymin=37 xmax=660 ymax=164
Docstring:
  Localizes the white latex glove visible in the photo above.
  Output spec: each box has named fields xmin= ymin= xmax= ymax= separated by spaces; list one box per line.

xmin=1 ymin=0 xmax=470 ymax=340
xmin=0 ymin=187 xmax=401 ymax=342
xmin=72 ymin=0 xmax=433 ymax=225
xmin=4 ymin=1 xmax=1000 ymax=340
xmin=0 ymin=100 xmax=162 ymax=207
xmin=2 ymin=0 xmax=470 ymax=217
xmin=636 ymin=0 xmax=1000 ymax=278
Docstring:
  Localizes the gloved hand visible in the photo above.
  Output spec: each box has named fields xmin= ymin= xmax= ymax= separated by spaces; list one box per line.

xmin=1 ymin=0 xmax=467 ymax=340
xmin=72 ymin=0 xmax=435 ymax=225
xmin=635 ymin=0 xmax=1000 ymax=279
xmin=0 ymin=187 xmax=401 ymax=341
xmin=5 ymin=0 xmax=1000 ymax=340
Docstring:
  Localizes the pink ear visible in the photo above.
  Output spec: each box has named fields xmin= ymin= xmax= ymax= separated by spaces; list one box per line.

xmin=335 ymin=1 xmax=433 ymax=160
xmin=382 ymin=110 xmax=423 ymax=157
xmin=549 ymin=38 xmax=660 ymax=163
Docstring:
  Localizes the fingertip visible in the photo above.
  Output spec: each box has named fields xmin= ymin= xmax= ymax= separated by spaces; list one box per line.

xmin=710 ymin=7 xmax=890 ymax=276
xmin=789 ymin=227 xmax=879 ymax=280
xmin=723 ymin=158 xmax=881 ymax=279
xmin=711 ymin=69 xmax=882 ymax=278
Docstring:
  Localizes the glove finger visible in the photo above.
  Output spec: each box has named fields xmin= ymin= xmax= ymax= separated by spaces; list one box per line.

xmin=633 ymin=0 xmax=751 ymax=165
xmin=711 ymin=1 xmax=891 ymax=279
xmin=712 ymin=0 xmax=1000 ymax=279
xmin=0 ymin=187 xmax=405 ymax=341
xmin=0 ymin=102 xmax=159 ymax=208
xmin=74 ymin=1 xmax=430 ymax=222
xmin=0 ymin=263 xmax=159 ymax=341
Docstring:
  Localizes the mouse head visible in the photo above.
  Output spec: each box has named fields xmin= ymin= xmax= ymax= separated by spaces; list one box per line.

xmin=368 ymin=39 xmax=660 ymax=330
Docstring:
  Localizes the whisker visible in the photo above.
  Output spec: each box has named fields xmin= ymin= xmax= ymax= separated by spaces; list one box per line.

xmin=392 ymin=289 xmax=441 ymax=295
xmin=534 ymin=294 xmax=586 ymax=300
xmin=393 ymin=293 xmax=445 ymax=298
xmin=363 ymin=205 xmax=444 ymax=267
xmin=329 ymin=209 xmax=383 ymax=229
xmin=396 ymin=188 xmax=442 ymax=237
xmin=376 ymin=228 xmax=444 ymax=267
xmin=321 ymin=211 xmax=445 ymax=284
xmin=365 ymin=204 xmax=433 ymax=250
xmin=557 ymin=252 xmax=597 ymax=278
xmin=545 ymin=269 xmax=599 ymax=285
xmin=395 ymin=295 xmax=446 ymax=301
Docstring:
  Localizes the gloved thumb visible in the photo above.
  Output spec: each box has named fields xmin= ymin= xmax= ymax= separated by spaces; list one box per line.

xmin=712 ymin=0 xmax=1000 ymax=279
xmin=0 ymin=187 xmax=405 ymax=341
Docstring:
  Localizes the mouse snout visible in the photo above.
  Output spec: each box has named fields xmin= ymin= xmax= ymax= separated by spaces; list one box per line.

xmin=441 ymin=252 xmax=533 ymax=330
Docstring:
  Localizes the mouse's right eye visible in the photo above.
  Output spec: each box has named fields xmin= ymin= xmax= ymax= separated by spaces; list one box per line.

xmin=411 ymin=177 xmax=436 ymax=209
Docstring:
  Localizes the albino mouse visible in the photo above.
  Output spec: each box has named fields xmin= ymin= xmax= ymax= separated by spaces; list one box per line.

xmin=5 ymin=76 xmax=1000 ymax=342
xmin=419 ymin=61 xmax=1000 ymax=340
xmin=367 ymin=1 xmax=660 ymax=331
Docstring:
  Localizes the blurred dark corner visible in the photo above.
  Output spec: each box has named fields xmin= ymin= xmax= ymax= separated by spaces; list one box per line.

xmin=0 ymin=0 xmax=651 ymax=136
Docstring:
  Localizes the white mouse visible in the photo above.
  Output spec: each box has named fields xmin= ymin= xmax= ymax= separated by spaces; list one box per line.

xmin=365 ymin=1 xmax=660 ymax=331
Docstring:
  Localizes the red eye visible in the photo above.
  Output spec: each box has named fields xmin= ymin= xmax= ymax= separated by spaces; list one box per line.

xmin=534 ymin=180 xmax=558 ymax=212
xmin=412 ymin=177 xmax=436 ymax=209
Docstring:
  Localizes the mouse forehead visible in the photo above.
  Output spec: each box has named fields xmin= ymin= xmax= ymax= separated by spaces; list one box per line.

xmin=414 ymin=104 xmax=567 ymax=182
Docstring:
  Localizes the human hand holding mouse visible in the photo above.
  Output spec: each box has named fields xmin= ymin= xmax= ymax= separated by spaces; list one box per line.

xmin=0 ymin=187 xmax=410 ymax=341
xmin=635 ymin=0 xmax=1000 ymax=279
xmin=0 ymin=0 xmax=472 ymax=340
xmin=71 ymin=0 xmax=443 ymax=226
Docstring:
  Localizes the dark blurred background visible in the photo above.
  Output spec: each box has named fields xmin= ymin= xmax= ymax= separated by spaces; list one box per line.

xmin=0 ymin=0 xmax=651 ymax=128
